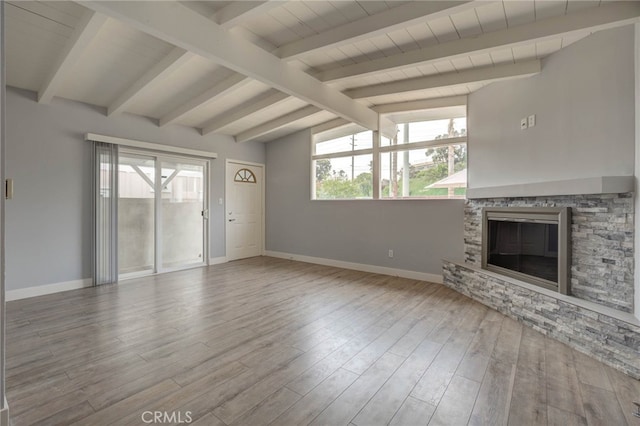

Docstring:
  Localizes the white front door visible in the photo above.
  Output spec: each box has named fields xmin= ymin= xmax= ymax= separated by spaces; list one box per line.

xmin=226 ymin=161 xmax=263 ymax=261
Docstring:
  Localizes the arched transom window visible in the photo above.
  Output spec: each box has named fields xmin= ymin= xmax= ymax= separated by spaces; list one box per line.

xmin=234 ymin=168 xmax=256 ymax=183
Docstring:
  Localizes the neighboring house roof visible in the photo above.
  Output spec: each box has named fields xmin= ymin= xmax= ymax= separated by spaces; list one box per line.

xmin=427 ymin=169 xmax=467 ymax=189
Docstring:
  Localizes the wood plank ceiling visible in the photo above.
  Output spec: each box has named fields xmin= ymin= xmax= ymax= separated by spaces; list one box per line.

xmin=5 ymin=1 xmax=640 ymax=143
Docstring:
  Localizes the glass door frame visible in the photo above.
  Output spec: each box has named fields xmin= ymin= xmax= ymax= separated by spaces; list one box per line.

xmin=118 ymin=147 xmax=209 ymax=280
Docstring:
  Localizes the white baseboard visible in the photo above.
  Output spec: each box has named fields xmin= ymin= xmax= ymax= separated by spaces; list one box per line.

xmin=264 ymin=250 xmax=443 ymax=284
xmin=6 ymin=278 xmax=93 ymax=301
xmin=0 ymin=398 xmax=8 ymax=426
xmin=209 ymin=256 xmax=228 ymax=265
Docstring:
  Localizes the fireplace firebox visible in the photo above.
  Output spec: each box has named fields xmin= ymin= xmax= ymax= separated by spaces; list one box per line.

xmin=481 ymin=207 xmax=571 ymax=294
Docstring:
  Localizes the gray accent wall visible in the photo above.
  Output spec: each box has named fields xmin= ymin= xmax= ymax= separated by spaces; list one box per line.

xmin=265 ymin=129 xmax=464 ymax=276
xmin=5 ymin=87 xmax=265 ymax=291
xmin=468 ymin=25 xmax=635 ymax=189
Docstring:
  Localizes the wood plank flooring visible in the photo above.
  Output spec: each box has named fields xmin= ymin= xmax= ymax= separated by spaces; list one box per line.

xmin=5 ymin=257 xmax=639 ymax=425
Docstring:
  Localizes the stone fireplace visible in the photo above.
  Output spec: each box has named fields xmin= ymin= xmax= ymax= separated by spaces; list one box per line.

xmin=442 ymin=190 xmax=640 ymax=378
xmin=469 ymin=194 xmax=634 ymax=312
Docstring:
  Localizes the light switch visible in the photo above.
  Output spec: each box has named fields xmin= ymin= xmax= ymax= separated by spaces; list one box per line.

xmin=520 ymin=118 xmax=528 ymax=130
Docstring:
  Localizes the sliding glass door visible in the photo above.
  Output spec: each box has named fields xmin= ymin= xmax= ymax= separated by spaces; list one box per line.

xmin=160 ymin=159 xmax=206 ymax=269
xmin=118 ymin=153 xmax=156 ymax=275
xmin=118 ymin=150 xmax=207 ymax=278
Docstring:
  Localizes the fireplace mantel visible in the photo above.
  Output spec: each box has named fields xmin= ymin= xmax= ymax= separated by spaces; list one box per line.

xmin=467 ymin=176 xmax=633 ymax=199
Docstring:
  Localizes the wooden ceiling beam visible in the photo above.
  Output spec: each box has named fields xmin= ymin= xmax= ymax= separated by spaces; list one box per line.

xmin=80 ymin=1 xmax=380 ymax=130
xmin=347 ymin=61 xmax=541 ymax=100
xmin=318 ymin=1 xmax=640 ymax=83
xmin=159 ymin=74 xmax=250 ymax=127
xmin=235 ymin=105 xmax=321 ymax=143
xmin=373 ymin=96 xmax=467 ymax=114
xmin=106 ymin=1 xmax=276 ymax=118
xmin=215 ymin=1 xmax=285 ymax=29
xmin=108 ymin=47 xmax=194 ymax=116
xmin=201 ymin=91 xmax=290 ymax=135
xmin=276 ymin=1 xmax=479 ymax=60
xmin=38 ymin=10 xmax=107 ymax=103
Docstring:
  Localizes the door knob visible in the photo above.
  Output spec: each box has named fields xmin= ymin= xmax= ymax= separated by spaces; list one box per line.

xmin=228 ymin=219 xmax=236 ymax=222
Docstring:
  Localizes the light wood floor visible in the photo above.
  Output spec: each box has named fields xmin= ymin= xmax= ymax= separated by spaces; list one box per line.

xmin=6 ymin=257 xmax=640 ymax=426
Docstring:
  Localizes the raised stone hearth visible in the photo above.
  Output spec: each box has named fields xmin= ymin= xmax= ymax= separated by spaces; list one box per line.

xmin=443 ymin=192 xmax=639 ymax=378
xmin=443 ymin=260 xmax=640 ymax=378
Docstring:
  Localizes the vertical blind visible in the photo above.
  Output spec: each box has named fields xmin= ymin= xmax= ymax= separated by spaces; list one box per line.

xmin=93 ymin=141 xmax=118 ymax=285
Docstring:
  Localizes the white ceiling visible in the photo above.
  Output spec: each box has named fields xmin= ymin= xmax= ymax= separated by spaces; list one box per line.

xmin=5 ymin=1 xmax=640 ymax=143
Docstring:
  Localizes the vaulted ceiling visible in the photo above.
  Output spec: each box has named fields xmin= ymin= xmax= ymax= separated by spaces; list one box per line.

xmin=6 ymin=1 xmax=640 ymax=143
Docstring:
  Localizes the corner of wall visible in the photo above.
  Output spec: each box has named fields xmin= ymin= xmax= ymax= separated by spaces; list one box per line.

xmin=0 ymin=399 xmax=7 ymax=426
xmin=634 ymin=23 xmax=640 ymax=321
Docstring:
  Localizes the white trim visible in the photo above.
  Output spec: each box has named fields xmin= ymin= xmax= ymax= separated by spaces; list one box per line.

xmin=6 ymin=279 xmax=93 ymax=302
xmin=85 ymin=133 xmax=218 ymax=159
xmin=226 ymin=158 xmax=265 ymax=169
xmin=264 ymin=251 xmax=443 ymax=284
xmin=209 ymin=256 xmax=228 ymax=265
xmin=312 ymin=148 xmax=374 ymax=161
xmin=0 ymin=399 xmax=7 ymax=426
xmin=378 ymin=136 xmax=467 ymax=154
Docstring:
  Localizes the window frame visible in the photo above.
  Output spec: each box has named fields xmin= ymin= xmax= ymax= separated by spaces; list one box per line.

xmin=311 ymin=117 xmax=467 ymax=201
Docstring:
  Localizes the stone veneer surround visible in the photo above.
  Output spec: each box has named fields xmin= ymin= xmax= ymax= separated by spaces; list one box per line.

xmin=442 ymin=192 xmax=639 ymax=378
xmin=464 ymin=194 xmax=634 ymax=312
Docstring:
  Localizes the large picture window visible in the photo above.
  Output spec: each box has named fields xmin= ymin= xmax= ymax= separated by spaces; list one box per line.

xmin=313 ymin=131 xmax=374 ymax=200
xmin=312 ymin=113 xmax=467 ymax=200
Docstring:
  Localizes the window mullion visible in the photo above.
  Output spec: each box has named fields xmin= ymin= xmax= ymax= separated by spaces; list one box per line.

xmin=373 ymin=129 xmax=380 ymax=199
xmin=379 ymin=136 xmax=467 ymax=153
xmin=312 ymin=148 xmax=374 ymax=160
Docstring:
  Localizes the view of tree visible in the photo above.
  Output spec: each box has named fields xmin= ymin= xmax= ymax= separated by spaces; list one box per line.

xmin=385 ymin=118 xmax=466 ymax=198
xmin=316 ymin=170 xmax=372 ymax=199
xmin=315 ymin=159 xmax=332 ymax=182
xmin=315 ymin=118 xmax=467 ymax=199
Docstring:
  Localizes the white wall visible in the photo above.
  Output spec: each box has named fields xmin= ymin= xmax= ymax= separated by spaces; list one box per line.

xmin=468 ymin=25 xmax=635 ymax=189
xmin=5 ymin=87 xmax=265 ymax=291
xmin=265 ymin=129 xmax=465 ymax=277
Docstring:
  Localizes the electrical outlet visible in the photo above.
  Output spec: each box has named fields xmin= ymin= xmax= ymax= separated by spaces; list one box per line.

xmin=388 ymin=249 xmax=394 ymax=258
xmin=528 ymin=114 xmax=536 ymax=127
xmin=520 ymin=118 xmax=528 ymax=130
